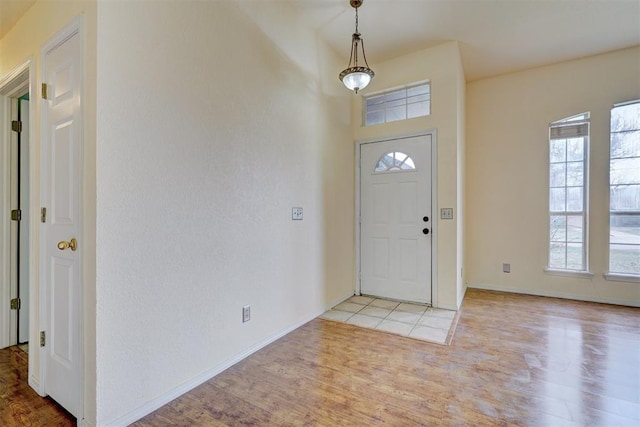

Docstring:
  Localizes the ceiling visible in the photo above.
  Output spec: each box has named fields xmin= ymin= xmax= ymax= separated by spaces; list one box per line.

xmin=290 ymin=0 xmax=640 ymax=81
xmin=1 ymin=0 xmax=638 ymax=81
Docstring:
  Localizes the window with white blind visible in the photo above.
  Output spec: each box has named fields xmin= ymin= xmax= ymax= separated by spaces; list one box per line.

xmin=548 ymin=113 xmax=590 ymax=272
xmin=608 ymin=100 xmax=640 ymax=277
xmin=364 ymin=82 xmax=430 ymax=126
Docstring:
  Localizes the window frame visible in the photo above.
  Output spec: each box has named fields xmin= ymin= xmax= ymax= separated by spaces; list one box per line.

xmin=607 ymin=100 xmax=640 ymax=280
xmin=363 ymin=81 xmax=431 ymax=127
xmin=373 ymin=151 xmax=417 ymax=174
xmin=545 ymin=113 xmax=591 ymax=275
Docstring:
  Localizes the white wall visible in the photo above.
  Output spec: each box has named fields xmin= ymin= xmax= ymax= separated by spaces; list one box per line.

xmin=466 ymin=46 xmax=640 ymax=306
xmin=95 ymin=1 xmax=352 ymax=424
xmin=351 ymin=42 xmax=466 ymax=309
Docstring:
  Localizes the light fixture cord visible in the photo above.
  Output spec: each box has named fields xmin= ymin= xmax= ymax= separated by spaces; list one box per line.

xmin=354 ymin=5 xmax=371 ymax=69
xmin=355 ymin=6 xmax=359 ymax=33
xmin=345 ymin=2 xmax=372 ymax=70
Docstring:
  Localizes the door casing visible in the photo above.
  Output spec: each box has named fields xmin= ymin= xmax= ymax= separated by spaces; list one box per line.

xmin=355 ymin=130 xmax=439 ymax=306
xmin=0 ymin=59 xmax=39 ymax=390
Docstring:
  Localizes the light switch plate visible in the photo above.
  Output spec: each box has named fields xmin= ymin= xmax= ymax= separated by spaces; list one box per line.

xmin=292 ymin=207 xmax=303 ymax=220
xmin=441 ymin=208 xmax=454 ymax=220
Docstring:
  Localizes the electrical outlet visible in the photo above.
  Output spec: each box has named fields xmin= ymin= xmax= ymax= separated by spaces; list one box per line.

xmin=292 ymin=207 xmax=303 ymax=220
xmin=242 ymin=305 xmax=251 ymax=323
xmin=503 ymin=263 xmax=511 ymax=273
xmin=441 ymin=208 xmax=454 ymax=220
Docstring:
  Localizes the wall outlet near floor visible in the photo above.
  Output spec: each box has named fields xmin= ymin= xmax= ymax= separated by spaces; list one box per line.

xmin=242 ymin=305 xmax=251 ymax=323
xmin=503 ymin=263 xmax=511 ymax=273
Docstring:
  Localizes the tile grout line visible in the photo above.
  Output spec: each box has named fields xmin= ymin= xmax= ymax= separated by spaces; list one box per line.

xmin=369 ymin=299 xmax=425 ymax=336
xmin=355 ymin=297 xmax=394 ymax=329
xmin=329 ymin=296 xmax=455 ymax=343
xmin=408 ymin=310 xmax=429 ymax=337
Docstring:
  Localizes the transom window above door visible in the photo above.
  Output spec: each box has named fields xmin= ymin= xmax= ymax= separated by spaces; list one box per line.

xmin=374 ymin=151 xmax=416 ymax=173
xmin=364 ymin=82 xmax=431 ymax=126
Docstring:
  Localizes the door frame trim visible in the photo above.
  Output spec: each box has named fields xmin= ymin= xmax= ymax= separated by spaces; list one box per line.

xmin=355 ymin=130 xmax=438 ymax=306
xmin=39 ymin=15 xmax=85 ymax=419
xmin=0 ymin=58 xmax=39 ymax=392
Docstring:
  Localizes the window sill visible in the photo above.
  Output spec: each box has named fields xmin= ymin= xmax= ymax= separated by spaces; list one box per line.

xmin=544 ymin=268 xmax=594 ymax=279
xmin=604 ymin=273 xmax=640 ymax=283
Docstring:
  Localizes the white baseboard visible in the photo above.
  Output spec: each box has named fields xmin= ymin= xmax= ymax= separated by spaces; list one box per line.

xmin=28 ymin=374 xmax=40 ymax=396
xmin=327 ymin=291 xmax=356 ymax=310
xmin=436 ymin=303 xmax=459 ymax=311
xmin=467 ymin=283 xmax=640 ymax=308
xmin=78 ymin=418 xmax=94 ymax=427
xmin=103 ymin=308 xmax=327 ymax=427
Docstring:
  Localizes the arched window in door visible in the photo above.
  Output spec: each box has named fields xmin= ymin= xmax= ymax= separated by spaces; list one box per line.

xmin=374 ymin=151 xmax=416 ymax=173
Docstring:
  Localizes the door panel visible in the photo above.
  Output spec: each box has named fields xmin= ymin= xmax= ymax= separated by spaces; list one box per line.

xmin=372 ymin=238 xmax=390 ymax=279
xmin=360 ymin=135 xmax=432 ymax=303
xmin=51 ymin=258 xmax=72 ymax=362
xmin=41 ymin=29 xmax=82 ymax=419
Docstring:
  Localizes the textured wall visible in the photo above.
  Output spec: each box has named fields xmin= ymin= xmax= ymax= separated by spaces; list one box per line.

xmin=95 ymin=1 xmax=352 ymax=424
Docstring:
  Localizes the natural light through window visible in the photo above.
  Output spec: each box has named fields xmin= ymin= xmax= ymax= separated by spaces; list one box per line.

xmin=364 ymin=83 xmax=430 ymax=126
xmin=609 ymin=101 xmax=640 ymax=276
xmin=548 ymin=113 xmax=589 ymax=272
xmin=374 ymin=152 xmax=416 ymax=173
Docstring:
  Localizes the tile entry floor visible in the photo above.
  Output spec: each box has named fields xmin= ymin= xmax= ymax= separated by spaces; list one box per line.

xmin=320 ymin=295 xmax=458 ymax=345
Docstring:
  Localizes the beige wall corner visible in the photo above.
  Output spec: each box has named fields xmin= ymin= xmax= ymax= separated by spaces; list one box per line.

xmin=466 ymin=46 xmax=640 ymax=306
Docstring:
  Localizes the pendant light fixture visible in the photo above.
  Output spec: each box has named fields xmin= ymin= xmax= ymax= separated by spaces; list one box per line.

xmin=339 ymin=0 xmax=374 ymax=94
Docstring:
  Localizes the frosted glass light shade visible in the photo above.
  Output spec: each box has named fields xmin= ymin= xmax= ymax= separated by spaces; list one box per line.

xmin=339 ymin=66 xmax=374 ymax=94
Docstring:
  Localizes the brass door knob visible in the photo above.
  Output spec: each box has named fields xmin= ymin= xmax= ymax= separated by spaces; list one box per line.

xmin=57 ymin=238 xmax=77 ymax=251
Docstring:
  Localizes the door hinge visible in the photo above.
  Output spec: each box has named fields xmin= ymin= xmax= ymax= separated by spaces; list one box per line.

xmin=40 ymin=331 xmax=46 ymax=347
xmin=11 ymin=209 xmax=21 ymax=221
xmin=10 ymin=298 xmax=21 ymax=310
xmin=41 ymin=207 xmax=47 ymax=223
xmin=11 ymin=120 xmax=22 ymax=133
xmin=42 ymin=83 xmax=48 ymax=100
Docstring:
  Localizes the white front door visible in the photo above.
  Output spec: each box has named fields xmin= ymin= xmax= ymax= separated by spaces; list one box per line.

xmin=40 ymin=27 xmax=83 ymax=418
xmin=360 ymin=134 xmax=432 ymax=304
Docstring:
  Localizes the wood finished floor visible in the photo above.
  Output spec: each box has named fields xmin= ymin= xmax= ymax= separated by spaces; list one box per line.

xmin=135 ymin=289 xmax=639 ymax=426
xmin=1 ymin=289 xmax=638 ymax=425
xmin=0 ymin=345 xmax=75 ymax=426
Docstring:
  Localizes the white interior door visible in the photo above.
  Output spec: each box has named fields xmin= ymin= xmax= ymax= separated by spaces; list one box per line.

xmin=41 ymin=28 xmax=83 ymax=418
xmin=360 ymin=135 xmax=432 ymax=304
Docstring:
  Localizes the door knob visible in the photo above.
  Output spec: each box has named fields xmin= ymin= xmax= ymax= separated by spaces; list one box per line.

xmin=422 ymin=228 xmax=430 ymax=235
xmin=423 ymin=216 xmax=429 ymax=222
xmin=57 ymin=238 xmax=77 ymax=251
